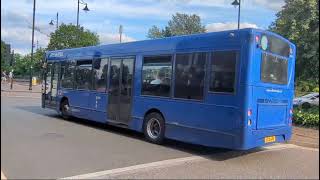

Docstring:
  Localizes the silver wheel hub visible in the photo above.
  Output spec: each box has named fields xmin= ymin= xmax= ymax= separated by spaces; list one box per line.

xmin=64 ymin=104 xmax=69 ymax=111
xmin=62 ymin=103 xmax=69 ymax=114
xmin=147 ymin=118 xmax=161 ymax=139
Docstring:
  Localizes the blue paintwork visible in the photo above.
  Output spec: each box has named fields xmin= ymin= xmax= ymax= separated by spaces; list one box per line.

xmin=44 ymin=28 xmax=296 ymax=150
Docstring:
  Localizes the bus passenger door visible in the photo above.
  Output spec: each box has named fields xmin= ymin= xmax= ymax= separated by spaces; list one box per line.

xmin=51 ymin=63 xmax=59 ymax=107
xmin=43 ymin=62 xmax=59 ymax=108
xmin=43 ymin=63 xmax=52 ymax=108
xmin=108 ymin=57 xmax=135 ymax=124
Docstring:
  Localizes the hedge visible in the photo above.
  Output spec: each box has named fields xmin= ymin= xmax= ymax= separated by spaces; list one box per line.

xmin=293 ymin=106 xmax=319 ymax=128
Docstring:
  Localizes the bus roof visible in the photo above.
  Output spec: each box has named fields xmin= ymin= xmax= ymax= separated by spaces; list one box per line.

xmin=46 ymin=28 xmax=292 ymax=61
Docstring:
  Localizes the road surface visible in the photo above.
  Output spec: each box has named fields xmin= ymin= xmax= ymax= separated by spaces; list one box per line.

xmin=1 ymin=96 xmax=319 ymax=179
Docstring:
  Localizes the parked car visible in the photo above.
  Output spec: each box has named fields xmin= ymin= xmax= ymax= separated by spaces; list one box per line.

xmin=293 ymin=92 xmax=319 ymax=108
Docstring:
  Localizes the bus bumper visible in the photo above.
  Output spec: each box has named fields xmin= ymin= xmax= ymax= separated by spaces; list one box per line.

xmin=236 ymin=126 xmax=292 ymax=150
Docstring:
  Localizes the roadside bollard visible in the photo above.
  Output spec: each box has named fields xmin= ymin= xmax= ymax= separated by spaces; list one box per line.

xmin=10 ymin=78 xmax=13 ymax=90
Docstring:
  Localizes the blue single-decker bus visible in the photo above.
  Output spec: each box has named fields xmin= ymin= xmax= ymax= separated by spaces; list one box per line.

xmin=42 ymin=28 xmax=296 ymax=150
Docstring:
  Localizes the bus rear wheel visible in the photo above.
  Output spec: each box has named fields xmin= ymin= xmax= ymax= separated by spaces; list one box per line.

xmin=60 ymin=99 xmax=70 ymax=120
xmin=143 ymin=112 xmax=165 ymax=144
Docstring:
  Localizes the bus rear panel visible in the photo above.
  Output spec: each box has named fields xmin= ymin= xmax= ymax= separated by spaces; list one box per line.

xmin=239 ymin=30 xmax=295 ymax=150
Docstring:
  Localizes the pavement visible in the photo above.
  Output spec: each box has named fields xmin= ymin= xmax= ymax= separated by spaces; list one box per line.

xmin=291 ymin=125 xmax=319 ymax=148
xmin=1 ymin=81 xmax=42 ymax=93
xmin=1 ymin=90 xmax=319 ymax=179
xmin=1 ymin=82 xmax=42 ymax=98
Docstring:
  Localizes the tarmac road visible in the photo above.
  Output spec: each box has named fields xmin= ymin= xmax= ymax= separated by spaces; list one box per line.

xmin=1 ymin=96 xmax=319 ymax=179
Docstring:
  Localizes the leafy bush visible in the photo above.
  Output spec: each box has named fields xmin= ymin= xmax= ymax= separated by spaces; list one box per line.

xmin=295 ymin=80 xmax=319 ymax=97
xmin=295 ymin=80 xmax=318 ymax=92
xmin=293 ymin=106 xmax=319 ymax=127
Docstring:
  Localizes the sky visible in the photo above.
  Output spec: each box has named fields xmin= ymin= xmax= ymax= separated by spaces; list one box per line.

xmin=1 ymin=0 xmax=285 ymax=55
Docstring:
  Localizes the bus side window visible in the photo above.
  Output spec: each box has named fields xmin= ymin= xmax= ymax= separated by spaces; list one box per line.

xmin=174 ymin=52 xmax=208 ymax=100
xmin=142 ymin=56 xmax=172 ymax=97
xmin=210 ymin=51 xmax=237 ymax=93
xmin=75 ymin=60 xmax=93 ymax=90
xmin=93 ymin=58 xmax=108 ymax=92
xmin=61 ymin=61 xmax=75 ymax=89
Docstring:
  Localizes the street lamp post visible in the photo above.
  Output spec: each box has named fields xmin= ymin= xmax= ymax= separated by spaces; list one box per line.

xmin=77 ymin=0 xmax=79 ymax=27
xmin=29 ymin=0 xmax=36 ymax=91
xmin=10 ymin=50 xmax=14 ymax=90
xmin=49 ymin=12 xmax=59 ymax=30
xmin=56 ymin=12 xmax=59 ymax=30
xmin=231 ymin=0 xmax=241 ymax=30
xmin=76 ymin=0 xmax=90 ymax=27
xmin=119 ymin=25 xmax=123 ymax=43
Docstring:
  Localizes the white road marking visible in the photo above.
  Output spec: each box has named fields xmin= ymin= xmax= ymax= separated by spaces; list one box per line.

xmin=61 ymin=143 xmax=302 ymax=179
xmin=263 ymin=143 xmax=319 ymax=152
xmin=1 ymin=170 xmax=7 ymax=180
xmin=263 ymin=143 xmax=296 ymax=150
xmin=60 ymin=156 xmax=206 ymax=179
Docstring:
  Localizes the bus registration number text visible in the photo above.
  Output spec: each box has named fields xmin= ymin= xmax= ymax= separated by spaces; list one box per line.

xmin=264 ymin=136 xmax=276 ymax=143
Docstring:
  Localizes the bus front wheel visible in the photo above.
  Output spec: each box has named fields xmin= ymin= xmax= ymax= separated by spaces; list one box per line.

xmin=143 ymin=112 xmax=165 ymax=144
xmin=60 ymin=99 xmax=70 ymax=120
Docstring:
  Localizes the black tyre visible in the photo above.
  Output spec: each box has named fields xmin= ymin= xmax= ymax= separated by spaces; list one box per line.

xmin=301 ymin=102 xmax=311 ymax=109
xmin=143 ymin=112 xmax=165 ymax=144
xmin=60 ymin=99 xmax=71 ymax=119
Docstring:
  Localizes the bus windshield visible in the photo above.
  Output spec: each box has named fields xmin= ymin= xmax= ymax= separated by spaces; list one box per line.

xmin=261 ymin=53 xmax=288 ymax=85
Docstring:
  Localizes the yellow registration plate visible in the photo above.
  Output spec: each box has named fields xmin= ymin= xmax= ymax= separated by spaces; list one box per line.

xmin=264 ymin=136 xmax=276 ymax=143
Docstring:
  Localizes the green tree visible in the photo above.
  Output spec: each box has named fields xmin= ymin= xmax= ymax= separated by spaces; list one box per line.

xmin=47 ymin=23 xmax=100 ymax=50
xmin=147 ymin=13 xmax=206 ymax=39
xmin=13 ymin=53 xmax=27 ymax=76
xmin=1 ymin=40 xmax=10 ymax=72
xmin=147 ymin=26 xmax=163 ymax=39
xmin=162 ymin=26 xmax=172 ymax=37
xmin=13 ymin=48 xmax=45 ymax=77
xmin=32 ymin=47 xmax=46 ymax=77
xmin=269 ymin=0 xmax=319 ymax=83
xmin=1 ymin=40 xmax=5 ymax=61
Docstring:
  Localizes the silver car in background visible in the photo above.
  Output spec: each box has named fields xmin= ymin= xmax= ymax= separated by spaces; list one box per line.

xmin=293 ymin=92 xmax=319 ymax=107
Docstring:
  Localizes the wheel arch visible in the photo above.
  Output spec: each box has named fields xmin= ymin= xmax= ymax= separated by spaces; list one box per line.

xmin=143 ymin=108 xmax=165 ymax=122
